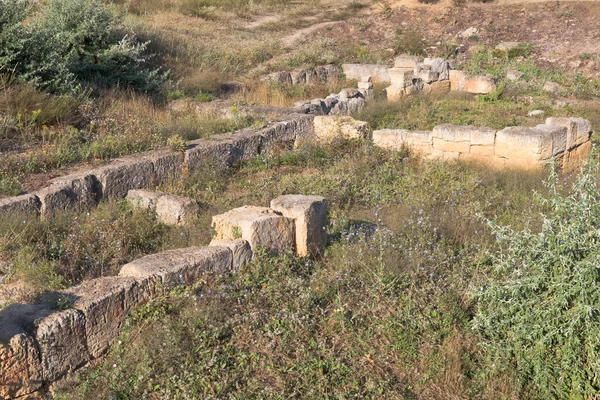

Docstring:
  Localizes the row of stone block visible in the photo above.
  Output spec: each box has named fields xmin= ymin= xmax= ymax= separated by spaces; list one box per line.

xmin=373 ymin=117 xmax=592 ymax=170
xmin=0 ymin=114 xmax=314 ymax=219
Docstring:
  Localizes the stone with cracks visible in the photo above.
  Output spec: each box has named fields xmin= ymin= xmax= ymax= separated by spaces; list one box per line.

xmin=372 ymin=129 xmax=433 ymax=155
xmin=0 ymin=194 xmax=40 ymax=216
xmin=495 ymin=126 xmax=555 ymax=161
xmin=313 ymin=116 xmax=370 ymax=141
xmin=535 ymin=124 xmax=568 ymax=156
xmin=270 ymin=195 xmax=328 ymax=257
xmin=449 ymin=70 xmax=466 ymax=91
xmin=423 ymin=58 xmax=450 ymax=81
xmin=463 ymin=75 xmax=496 ymax=94
xmin=143 ymin=150 xmax=184 ymax=184
xmin=156 ymin=194 xmax=200 ymax=225
xmin=342 ymin=64 xmax=390 ymax=83
xmin=209 ymin=239 xmax=253 ymax=269
xmin=212 ymin=206 xmax=295 ymax=255
xmin=93 ymin=157 xmax=154 ymax=200
xmin=545 ymin=117 xmax=591 ymax=148
xmin=36 ymin=173 xmax=101 ymax=217
xmin=389 ymin=68 xmax=414 ymax=88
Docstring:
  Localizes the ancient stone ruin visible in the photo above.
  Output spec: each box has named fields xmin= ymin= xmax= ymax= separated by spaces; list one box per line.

xmin=0 ymin=194 xmax=328 ymax=399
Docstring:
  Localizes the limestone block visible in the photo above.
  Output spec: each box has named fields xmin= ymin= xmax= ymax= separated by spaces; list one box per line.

xmin=208 ymin=239 xmax=253 ymax=269
xmin=495 ymin=42 xmax=522 ymax=52
xmin=265 ymin=71 xmax=292 ymax=86
xmin=385 ymin=85 xmax=410 ymax=101
xmin=545 ymin=117 xmax=591 ymax=148
xmin=126 ymin=189 xmax=164 ymax=210
xmin=357 ymin=81 xmax=374 ymax=90
xmin=347 ymin=98 xmax=366 ymax=114
xmin=313 ymin=116 xmax=370 ymax=141
xmin=562 ymin=141 xmax=592 ymax=172
xmin=258 ymin=117 xmax=309 ymax=149
xmin=185 ymin=136 xmax=234 ymax=170
xmin=338 ymin=88 xmax=363 ymax=101
xmin=423 ymin=80 xmax=451 ymax=94
xmin=389 ymin=68 xmax=414 ymax=88
xmin=342 ymin=64 xmax=391 ymax=83
xmin=0 ymin=304 xmax=52 ymax=398
xmin=35 ymin=309 xmax=88 ymax=382
xmin=143 ymin=150 xmax=184 ymax=184
xmin=495 ymin=126 xmax=554 ymax=161
xmin=155 ymin=194 xmax=200 ymax=225
xmin=463 ymin=75 xmax=497 ymax=94
xmin=433 ymin=124 xmax=496 ymax=145
xmin=212 ymin=206 xmax=295 ymax=255
xmin=290 ymin=69 xmax=307 ymax=85
xmin=271 ymin=195 xmax=328 ymax=257
xmin=64 ymin=276 xmax=143 ymax=358
xmin=360 ymin=76 xmax=372 ymax=83
xmin=394 ymin=54 xmax=420 ymax=69
xmin=449 ymin=70 xmax=466 ymax=91
xmin=314 ymin=65 xmax=340 ymax=83
xmin=0 ymin=194 xmax=40 ymax=216
xmin=458 ymin=153 xmax=495 ymax=165
xmin=470 ymin=144 xmax=495 ymax=157
xmin=428 ymin=150 xmax=459 ymax=161
xmin=535 ymin=124 xmax=568 ymax=156
xmin=416 ymin=70 xmax=439 ymax=84
xmin=423 ymin=58 xmax=450 ymax=81
xmin=93 ymin=157 xmax=154 ymax=200
xmin=433 ymin=138 xmax=470 ymax=153
xmin=36 ymin=173 xmax=101 ymax=217
xmin=304 ymin=69 xmax=319 ymax=85
xmin=120 ymin=246 xmax=233 ymax=285
xmin=372 ymin=129 xmax=433 ymax=155
xmin=211 ymin=130 xmax=262 ymax=165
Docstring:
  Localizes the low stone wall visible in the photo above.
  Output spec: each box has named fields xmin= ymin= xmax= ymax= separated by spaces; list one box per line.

xmin=373 ymin=117 xmax=593 ymax=171
xmin=0 ymin=194 xmax=328 ymax=399
xmin=0 ymin=114 xmax=314 ymax=218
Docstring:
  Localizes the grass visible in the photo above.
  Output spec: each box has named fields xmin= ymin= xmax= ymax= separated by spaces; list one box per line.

xmin=49 ymin=136 xmax=571 ymax=398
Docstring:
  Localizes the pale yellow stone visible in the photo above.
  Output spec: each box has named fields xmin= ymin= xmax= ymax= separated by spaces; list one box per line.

xmin=432 ymin=138 xmax=470 ymax=153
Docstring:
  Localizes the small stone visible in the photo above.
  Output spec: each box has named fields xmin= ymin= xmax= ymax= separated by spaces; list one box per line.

xmin=506 ymin=70 xmax=524 ymax=81
xmin=543 ymin=81 xmax=563 ymax=93
xmin=528 ymin=110 xmax=545 ymax=117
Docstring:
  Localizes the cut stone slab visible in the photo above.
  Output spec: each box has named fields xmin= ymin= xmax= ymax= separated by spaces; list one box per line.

xmin=212 ymin=206 xmax=295 ymax=255
xmin=562 ymin=140 xmax=592 ymax=172
xmin=93 ymin=157 xmax=154 ymax=200
xmin=271 ymin=195 xmax=328 ymax=258
xmin=535 ymin=124 xmax=568 ymax=156
xmin=423 ymin=58 xmax=450 ymax=81
xmin=416 ymin=70 xmax=439 ymax=84
xmin=545 ymin=117 xmax=591 ymax=148
xmin=385 ymin=85 xmax=410 ymax=101
xmin=372 ymin=129 xmax=433 ymax=155
xmin=209 ymin=239 xmax=253 ymax=269
xmin=126 ymin=189 xmax=164 ymax=210
xmin=423 ymin=80 xmax=450 ymax=94
xmin=120 ymin=246 xmax=233 ymax=285
xmin=449 ymin=70 xmax=466 ymax=91
xmin=36 ymin=173 xmax=101 ymax=217
xmin=0 ymin=194 xmax=40 ymax=216
xmin=433 ymin=124 xmax=497 ymax=145
xmin=495 ymin=126 xmax=554 ymax=161
xmin=463 ymin=75 xmax=496 ymax=94
xmin=342 ymin=64 xmax=390 ymax=83
xmin=394 ymin=54 xmax=420 ymax=69
xmin=63 ymin=276 xmax=144 ymax=359
xmin=35 ymin=309 xmax=88 ymax=382
xmin=143 ymin=150 xmax=184 ymax=184
xmin=313 ymin=116 xmax=370 ymax=141
xmin=389 ymin=68 xmax=414 ymax=88
xmin=155 ymin=194 xmax=200 ymax=225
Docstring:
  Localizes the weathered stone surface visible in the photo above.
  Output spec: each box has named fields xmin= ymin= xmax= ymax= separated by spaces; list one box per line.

xmin=357 ymin=81 xmax=374 ymax=90
xmin=156 ymin=194 xmax=200 ymax=225
xmin=495 ymin=126 xmax=554 ymax=161
xmin=36 ymin=173 xmax=101 ymax=217
xmin=0 ymin=304 xmax=52 ymax=398
xmin=271 ymin=195 xmax=328 ymax=258
xmin=209 ymin=239 xmax=253 ymax=269
xmin=394 ymin=54 xmax=420 ymax=69
xmin=449 ymin=70 xmax=466 ymax=91
xmin=347 ymin=98 xmax=366 ymax=114
xmin=458 ymin=153 xmax=495 ymax=164
xmin=314 ymin=65 xmax=340 ymax=83
xmin=470 ymin=144 xmax=496 ymax=157
xmin=212 ymin=206 xmax=295 ymax=255
xmin=433 ymin=124 xmax=496 ymax=145
xmin=423 ymin=80 xmax=451 ymax=94
xmin=385 ymin=85 xmax=409 ymax=101
xmin=433 ymin=138 xmax=470 ymax=153
xmin=290 ymin=70 xmax=307 ymax=85
xmin=463 ymin=75 xmax=496 ymax=94
xmin=423 ymin=58 xmax=450 ymax=81
xmin=120 ymin=246 xmax=233 ymax=285
xmin=264 ymin=71 xmax=292 ymax=85
xmin=185 ymin=135 xmax=237 ymax=171
xmin=546 ymin=117 xmax=591 ymax=148
xmin=360 ymin=75 xmax=372 ymax=83
xmin=93 ymin=157 xmax=154 ymax=200
xmin=342 ymin=64 xmax=391 ymax=83
xmin=0 ymin=194 xmax=40 ymax=216
xmin=562 ymin=140 xmax=592 ymax=172
xmin=64 ymin=276 xmax=143 ymax=359
xmin=143 ymin=150 xmax=184 ymax=184
xmin=35 ymin=309 xmax=88 ymax=382
xmin=389 ymin=68 xmax=414 ymax=88
xmin=416 ymin=70 xmax=439 ymax=84
xmin=313 ymin=116 xmax=370 ymax=141
xmin=372 ymin=129 xmax=433 ymax=155
xmin=126 ymin=189 xmax=163 ymax=210
xmin=535 ymin=124 xmax=568 ymax=156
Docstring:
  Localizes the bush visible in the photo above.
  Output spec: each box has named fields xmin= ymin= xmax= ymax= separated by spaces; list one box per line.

xmin=473 ymin=157 xmax=600 ymax=398
xmin=0 ymin=0 xmax=167 ymax=93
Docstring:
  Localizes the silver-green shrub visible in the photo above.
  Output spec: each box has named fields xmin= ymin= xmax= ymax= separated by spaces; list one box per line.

xmin=473 ymin=157 xmax=600 ymax=398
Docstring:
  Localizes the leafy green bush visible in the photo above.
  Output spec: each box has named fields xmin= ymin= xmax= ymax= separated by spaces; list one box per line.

xmin=0 ymin=0 xmax=167 ymax=93
xmin=473 ymin=157 xmax=600 ymax=397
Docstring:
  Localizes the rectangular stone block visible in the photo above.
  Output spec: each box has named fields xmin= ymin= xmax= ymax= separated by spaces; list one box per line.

xmin=208 ymin=238 xmax=253 ymax=269
xmin=470 ymin=144 xmax=495 ymax=157
xmin=155 ymin=194 xmax=200 ymax=225
xmin=449 ymin=70 xmax=466 ymax=91
xmin=35 ymin=309 xmax=88 ymax=382
xmin=342 ymin=64 xmax=391 ymax=83
xmin=64 ymin=276 xmax=143 ymax=359
xmin=270 ymin=195 xmax=328 ymax=258
xmin=433 ymin=138 xmax=470 ymax=154
xmin=389 ymin=68 xmax=414 ymax=88
xmin=93 ymin=157 xmax=154 ymax=200
xmin=212 ymin=206 xmax=295 ymax=255
xmin=545 ymin=117 xmax=592 ymax=148
xmin=432 ymin=124 xmax=496 ymax=144
xmin=120 ymin=246 xmax=232 ymax=286
xmin=463 ymin=75 xmax=497 ymax=94
xmin=458 ymin=153 xmax=495 ymax=165
xmin=143 ymin=150 xmax=184 ymax=184
xmin=562 ymin=140 xmax=592 ymax=172
xmin=394 ymin=55 xmax=420 ymax=69
xmin=416 ymin=70 xmax=439 ymax=84
xmin=36 ymin=173 xmax=101 ymax=217
xmin=185 ymin=136 xmax=237 ymax=171
xmin=126 ymin=189 xmax=163 ymax=210
xmin=0 ymin=194 xmax=40 ymax=216
xmin=313 ymin=116 xmax=370 ymax=141
xmin=535 ymin=124 xmax=568 ymax=156
xmin=385 ymin=85 xmax=410 ymax=101
xmin=495 ymin=126 xmax=554 ymax=161
xmin=372 ymin=129 xmax=433 ymax=155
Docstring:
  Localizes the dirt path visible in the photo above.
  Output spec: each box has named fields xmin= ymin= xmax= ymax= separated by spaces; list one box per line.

xmin=282 ymin=21 xmax=344 ymax=46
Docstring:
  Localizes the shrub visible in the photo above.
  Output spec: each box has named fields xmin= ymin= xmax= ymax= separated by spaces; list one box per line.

xmin=0 ymin=0 xmax=167 ymax=93
xmin=473 ymin=157 xmax=600 ymax=397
